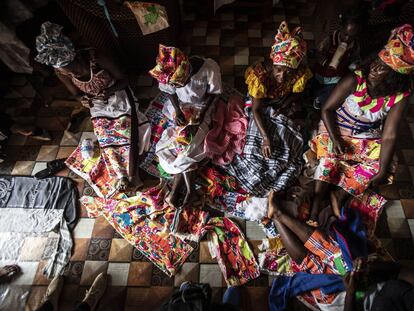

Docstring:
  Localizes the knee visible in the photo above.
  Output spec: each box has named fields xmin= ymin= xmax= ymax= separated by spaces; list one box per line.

xmin=314 ymin=181 xmax=328 ymax=196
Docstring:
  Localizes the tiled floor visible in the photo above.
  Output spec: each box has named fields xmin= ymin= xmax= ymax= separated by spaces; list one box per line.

xmin=2 ymin=0 xmax=414 ymax=310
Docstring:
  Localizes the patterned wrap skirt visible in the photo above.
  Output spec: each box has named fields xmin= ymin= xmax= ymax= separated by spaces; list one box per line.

xmin=225 ymin=105 xmax=304 ymax=197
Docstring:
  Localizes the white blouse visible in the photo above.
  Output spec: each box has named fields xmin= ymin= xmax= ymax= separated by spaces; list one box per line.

xmin=158 ymin=58 xmax=222 ymax=118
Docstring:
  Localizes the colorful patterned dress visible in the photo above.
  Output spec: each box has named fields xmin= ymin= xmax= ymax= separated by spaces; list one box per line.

xmin=140 ymin=57 xmax=223 ymax=177
xmin=311 ymin=70 xmax=410 ymax=196
xmin=65 ymin=50 xmax=150 ymax=197
xmin=225 ymin=61 xmax=313 ymax=197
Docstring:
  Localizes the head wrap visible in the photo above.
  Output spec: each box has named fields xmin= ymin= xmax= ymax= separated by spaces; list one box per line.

xmin=378 ymin=24 xmax=414 ymax=74
xmin=35 ymin=22 xmax=76 ymax=68
xmin=149 ymin=44 xmax=191 ymax=87
xmin=270 ymin=21 xmax=307 ymax=69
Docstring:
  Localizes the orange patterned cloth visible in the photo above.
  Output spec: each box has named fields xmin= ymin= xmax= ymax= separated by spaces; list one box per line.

xmin=270 ymin=21 xmax=307 ymax=69
xmin=378 ymin=24 xmax=414 ymax=74
xmin=149 ymin=44 xmax=191 ymax=86
xmin=311 ymin=133 xmax=383 ymax=196
xmin=293 ymin=230 xmax=346 ymax=304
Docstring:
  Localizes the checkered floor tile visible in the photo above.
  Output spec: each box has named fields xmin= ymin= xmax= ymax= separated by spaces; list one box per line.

xmin=1 ymin=1 xmax=414 ymax=310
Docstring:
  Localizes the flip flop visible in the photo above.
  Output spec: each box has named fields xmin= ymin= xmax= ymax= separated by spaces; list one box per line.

xmin=30 ymin=128 xmax=52 ymax=141
xmin=35 ymin=158 xmax=66 ymax=179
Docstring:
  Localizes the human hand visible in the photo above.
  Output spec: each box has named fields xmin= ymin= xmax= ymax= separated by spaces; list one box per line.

xmin=332 ymin=137 xmax=346 ymax=155
xmin=262 ymin=137 xmax=272 ymax=158
xmin=79 ymin=95 xmax=92 ymax=108
xmin=343 ymin=257 xmax=365 ymax=291
xmin=97 ymin=89 xmax=110 ymax=100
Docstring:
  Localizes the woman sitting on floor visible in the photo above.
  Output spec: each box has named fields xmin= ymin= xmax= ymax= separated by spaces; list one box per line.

xmin=35 ymin=22 xmax=149 ymax=195
xmin=147 ymin=45 xmax=222 ymax=207
xmin=307 ymin=24 xmax=414 ymax=227
xmin=268 ymin=190 xmax=353 ymax=307
xmin=312 ymin=7 xmax=366 ymax=109
xmin=226 ymin=21 xmax=312 ymax=201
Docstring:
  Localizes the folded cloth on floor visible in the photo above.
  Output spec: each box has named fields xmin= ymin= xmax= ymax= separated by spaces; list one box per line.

xmin=81 ymin=186 xmax=260 ymax=286
xmin=0 ymin=176 xmax=78 ymax=278
xmin=268 ymin=272 xmax=345 ymax=311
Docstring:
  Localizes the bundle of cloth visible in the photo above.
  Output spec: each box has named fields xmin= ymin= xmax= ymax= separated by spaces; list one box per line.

xmin=0 ymin=176 xmax=78 ymax=278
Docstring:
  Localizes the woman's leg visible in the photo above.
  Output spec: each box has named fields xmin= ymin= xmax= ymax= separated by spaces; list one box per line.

xmin=128 ymin=89 xmax=138 ymax=187
xmin=269 ymin=192 xmax=309 ymax=263
xmin=166 ymin=173 xmax=184 ymax=207
xmin=182 ymin=170 xmax=196 ymax=207
xmin=308 ymin=180 xmax=330 ymax=227
xmin=329 ymin=186 xmax=350 ymax=218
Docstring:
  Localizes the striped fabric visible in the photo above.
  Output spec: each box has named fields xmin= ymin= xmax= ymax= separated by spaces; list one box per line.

xmin=353 ymin=70 xmax=409 ymax=112
xmin=226 ymin=102 xmax=304 ymax=197
xmin=321 ymin=70 xmax=411 ymax=138
xmin=0 ymin=176 xmax=78 ymax=278
xmin=294 ymin=230 xmax=346 ymax=305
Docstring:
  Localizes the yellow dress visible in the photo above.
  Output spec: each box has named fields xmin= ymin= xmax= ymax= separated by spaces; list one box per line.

xmin=245 ymin=61 xmax=312 ymax=99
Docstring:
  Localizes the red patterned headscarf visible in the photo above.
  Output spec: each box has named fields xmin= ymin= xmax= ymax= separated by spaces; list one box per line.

xmin=149 ymin=44 xmax=191 ymax=86
xmin=270 ymin=21 xmax=307 ymax=69
xmin=378 ymin=24 xmax=414 ymax=75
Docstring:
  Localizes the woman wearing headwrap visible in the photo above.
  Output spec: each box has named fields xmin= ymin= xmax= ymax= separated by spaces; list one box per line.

xmin=307 ymin=24 xmax=414 ymax=227
xmin=145 ymin=44 xmax=223 ymax=207
xmin=226 ymin=21 xmax=312 ymax=201
xmin=35 ymin=21 xmax=150 ymax=195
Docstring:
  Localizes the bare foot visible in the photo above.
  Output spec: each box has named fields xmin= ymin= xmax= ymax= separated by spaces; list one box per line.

xmin=307 ymin=203 xmax=320 ymax=227
xmin=306 ymin=219 xmax=319 ymax=227
xmin=329 ymin=187 xmax=349 ymax=218
xmin=0 ymin=265 xmax=20 ymax=284
xmin=117 ymin=177 xmax=129 ymax=191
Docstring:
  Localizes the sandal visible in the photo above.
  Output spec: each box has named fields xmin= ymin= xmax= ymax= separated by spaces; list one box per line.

xmin=35 ymin=158 xmax=67 ymax=179
xmin=30 ymin=128 xmax=52 ymax=141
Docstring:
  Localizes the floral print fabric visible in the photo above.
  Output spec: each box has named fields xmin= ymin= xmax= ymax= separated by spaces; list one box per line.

xmin=311 ymin=133 xmax=384 ymax=196
xmin=66 ymin=144 xmax=130 ymax=198
xmin=92 ymin=115 xmax=131 ymax=147
xmin=66 ymin=115 xmax=131 ymax=198
xmin=81 ymin=187 xmax=260 ymax=285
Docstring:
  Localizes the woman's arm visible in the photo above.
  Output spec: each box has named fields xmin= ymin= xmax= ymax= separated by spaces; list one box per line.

xmin=369 ymin=96 xmax=410 ymax=187
xmin=55 ymin=70 xmax=91 ymax=107
xmin=343 ymin=271 xmax=356 ymax=311
xmin=55 ymin=70 xmax=83 ymax=97
xmin=95 ymin=52 xmax=128 ymax=95
xmin=252 ymin=97 xmax=273 ymax=158
xmin=167 ymin=93 xmax=186 ymax=126
xmin=316 ymin=35 xmax=331 ymax=66
xmin=321 ymin=73 xmax=357 ymax=154
xmin=198 ymin=94 xmax=218 ymax=124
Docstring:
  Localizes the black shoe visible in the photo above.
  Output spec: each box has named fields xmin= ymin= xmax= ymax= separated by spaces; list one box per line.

xmin=34 ymin=159 xmax=66 ymax=179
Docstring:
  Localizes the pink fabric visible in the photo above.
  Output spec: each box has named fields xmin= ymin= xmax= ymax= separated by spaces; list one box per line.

xmin=204 ymin=96 xmax=248 ymax=165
